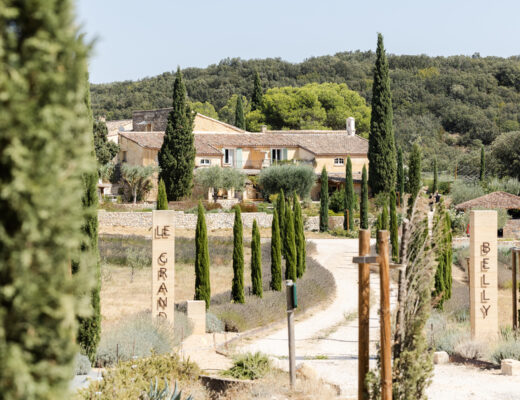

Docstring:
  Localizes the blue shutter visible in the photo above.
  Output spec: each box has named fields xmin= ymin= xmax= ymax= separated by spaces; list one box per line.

xmin=236 ymin=148 xmax=243 ymax=168
xmin=282 ymin=148 xmax=288 ymax=161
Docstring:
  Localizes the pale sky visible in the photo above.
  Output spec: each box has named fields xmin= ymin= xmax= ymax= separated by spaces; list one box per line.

xmin=77 ymin=0 xmax=520 ymax=84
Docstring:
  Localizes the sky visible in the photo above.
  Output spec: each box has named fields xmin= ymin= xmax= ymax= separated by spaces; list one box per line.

xmin=77 ymin=0 xmax=520 ymax=84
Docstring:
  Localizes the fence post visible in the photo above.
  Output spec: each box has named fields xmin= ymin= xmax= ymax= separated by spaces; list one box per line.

xmin=378 ymin=230 xmax=392 ymax=400
xmin=358 ymin=229 xmax=371 ymax=400
xmin=513 ymin=248 xmax=519 ymax=331
xmin=286 ymin=280 xmax=296 ymax=389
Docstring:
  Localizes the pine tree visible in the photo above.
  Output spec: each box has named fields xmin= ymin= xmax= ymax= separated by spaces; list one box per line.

xmin=251 ymin=220 xmax=263 ymax=297
xmin=251 ymin=71 xmax=263 ymax=111
xmin=156 ymin=178 xmax=168 ymax=210
xmin=235 ymin=95 xmax=246 ymax=129
xmin=397 ymin=147 xmax=405 ymax=202
xmin=368 ymin=33 xmax=397 ymax=195
xmin=480 ymin=145 xmax=486 ymax=182
xmin=360 ymin=165 xmax=369 ymax=229
xmin=0 ymin=1 xmax=93 ymax=396
xmin=408 ymin=143 xmax=422 ymax=203
xmin=158 ymin=68 xmax=195 ymax=200
xmin=293 ymin=193 xmax=305 ymax=278
xmin=284 ymin=206 xmax=297 ymax=281
xmin=195 ymin=201 xmax=211 ymax=308
xmin=277 ymin=190 xmax=286 ymax=255
xmin=344 ymin=157 xmax=355 ymax=231
xmin=270 ymin=208 xmax=282 ymax=291
xmin=320 ymin=167 xmax=329 ymax=232
xmin=390 ymin=190 xmax=399 ymax=262
xmin=231 ymin=206 xmax=245 ymax=303
xmin=433 ymin=158 xmax=438 ymax=193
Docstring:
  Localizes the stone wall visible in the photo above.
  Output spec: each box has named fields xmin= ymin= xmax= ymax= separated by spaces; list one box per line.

xmin=503 ymin=219 xmax=520 ymax=239
xmin=132 ymin=108 xmax=171 ymax=131
xmin=304 ymin=216 xmax=344 ymax=231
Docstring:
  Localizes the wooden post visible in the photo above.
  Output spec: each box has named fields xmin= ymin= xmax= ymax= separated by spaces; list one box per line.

xmin=346 ymin=209 xmax=350 ymax=231
xmin=378 ymin=230 xmax=392 ymax=400
xmin=513 ymin=248 xmax=519 ymax=331
xmin=286 ymin=280 xmax=296 ymax=389
xmin=358 ymin=229 xmax=371 ymax=400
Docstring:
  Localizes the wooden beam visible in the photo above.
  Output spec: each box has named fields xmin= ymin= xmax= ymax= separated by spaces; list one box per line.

xmin=378 ymin=230 xmax=392 ymax=400
xmin=353 ymin=255 xmax=380 ymax=264
xmin=513 ymin=248 xmax=519 ymax=331
xmin=358 ymin=229 xmax=371 ymax=400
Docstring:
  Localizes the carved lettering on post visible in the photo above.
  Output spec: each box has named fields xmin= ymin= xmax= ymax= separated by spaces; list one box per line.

xmin=152 ymin=211 xmax=175 ymax=325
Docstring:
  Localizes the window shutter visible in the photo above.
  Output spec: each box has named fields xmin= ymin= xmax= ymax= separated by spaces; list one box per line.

xmin=282 ymin=148 xmax=288 ymax=161
xmin=236 ymin=148 xmax=243 ymax=168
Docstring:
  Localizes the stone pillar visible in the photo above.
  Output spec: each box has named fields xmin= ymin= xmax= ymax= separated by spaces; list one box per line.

xmin=208 ymin=188 xmax=214 ymax=202
xmin=186 ymin=300 xmax=206 ymax=335
xmin=152 ymin=211 xmax=175 ymax=324
xmin=469 ymin=210 xmax=498 ymax=340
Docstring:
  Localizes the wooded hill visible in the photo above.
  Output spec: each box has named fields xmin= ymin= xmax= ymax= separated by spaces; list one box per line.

xmin=91 ymin=51 xmax=520 ymax=172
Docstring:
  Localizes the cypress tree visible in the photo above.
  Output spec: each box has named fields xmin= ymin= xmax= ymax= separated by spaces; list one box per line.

xmin=397 ymin=146 xmax=405 ymax=202
xmin=320 ymin=167 xmax=329 ymax=232
xmin=156 ymin=178 xmax=168 ymax=210
xmin=480 ymin=145 xmax=486 ymax=182
xmin=381 ymin=200 xmax=389 ymax=230
xmin=284 ymin=206 xmax=297 ymax=281
xmin=433 ymin=205 xmax=453 ymax=308
xmin=0 ymin=1 xmax=93 ymax=396
xmin=293 ymin=193 xmax=305 ymax=278
xmin=360 ymin=165 xmax=369 ymax=229
xmin=344 ymin=157 xmax=355 ymax=231
xmin=159 ymin=67 xmax=195 ymax=200
xmin=251 ymin=71 xmax=263 ymax=111
xmin=251 ymin=220 xmax=263 ymax=297
xmin=235 ymin=95 xmax=246 ymax=130
xmin=390 ymin=190 xmax=399 ymax=262
xmin=433 ymin=158 xmax=438 ymax=193
xmin=231 ymin=206 xmax=245 ymax=303
xmin=368 ymin=33 xmax=397 ymax=195
xmin=277 ymin=190 xmax=286 ymax=255
xmin=195 ymin=201 xmax=211 ymax=309
xmin=270 ymin=208 xmax=282 ymax=291
xmin=408 ymin=143 xmax=422 ymax=203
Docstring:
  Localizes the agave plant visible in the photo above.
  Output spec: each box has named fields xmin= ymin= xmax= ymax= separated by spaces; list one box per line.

xmin=140 ymin=377 xmax=193 ymax=400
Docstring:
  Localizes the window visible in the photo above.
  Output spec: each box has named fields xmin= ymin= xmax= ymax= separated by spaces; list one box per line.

xmin=122 ymin=151 xmax=127 ymax=162
xmin=334 ymin=157 xmax=344 ymax=166
xmin=271 ymin=148 xmax=287 ymax=162
xmin=200 ymin=159 xmax=211 ymax=166
xmin=223 ymin=149 xmax=234 ymax=165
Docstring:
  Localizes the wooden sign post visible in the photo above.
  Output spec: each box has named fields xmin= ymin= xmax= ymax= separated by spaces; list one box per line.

xmin=469 ymin=210 xmax=498 ymax=340
xmin=357 ymin=229 xmax=371 ymax=400
xmin=152 ymin=210 xmax=175 ymax=324
xmin=512 ymin=248 xmax=520 ymax=331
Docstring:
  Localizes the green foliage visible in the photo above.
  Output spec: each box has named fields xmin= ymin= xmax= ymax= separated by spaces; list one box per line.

xmin=479 ymin=146 xmax=486 ymax=182
xmin=369 ymin=33 xmax=397 ymax=194
xmin=433 ymin=158 xmax=438 ymax=193
xmin=485 ymin=176 xmax=520 ymax=196
xmin=433 ymin=203 xmax=453 ymax=309
xmin=142 ymin=378 xmax=193 ymax=400
xmin=360 ymin=165 xmax=369 ymax=229
xmin=0 ymin=1 xmax=95 ymax=397
xmin=218 ymin=94 xmax=250 ymax=125
xmin=397 ymin=147 xmax=405 ymax=200
xmin=235 ymin=94 xmax=246 ymax=129
xmin=195 ymin=166 xmax=246 ymax=200
xmin=157 ymin=179 xmax=168 ymax=210
xmin=158 ymin=68 xmax=195 ymax=200
xmin=449 ymin=180 xmax=486 ymax=205
xmin=251 ymin=71 xmax=263 ymax=111
xmin=284 ymin=206 xmax=297 ymax=281
xmin=293 ymin=193 xmax=306 ymax=278
xmin=232 ymin=207 xmax=245 ymax=303
xmin=206 ymin=312 xmax=225 ymax=333
xmin=489 ymin=131 xmax=520 ymax=179
xmin=492 ymin=339 xmax=520 ymax=364
xmin=270 ymin=208 xmax=282 ymax=291
xmin=258 ymin=82 xmax=371 ymax=134
xmin=121 ymin=164 xmax=157 ymax=203
xmin=190 ymin=101 xmax=218 ymax=119
xmin=258 ymin=164 xmax=316 ymax=199
xmin=329 ymin=189 xmax=345 ymax=213
xmin=344 ymin=157 xmax=355 ymax=231
xmin=407 ymin=143 xmax=422 ymax=205
xmin=320 ymin=167 xmax=329 ymax=232
xmin=94 ymin=119 xmax=119 ymax=165
xmin=222 ymin=352 xmax=271 ymax=380
xmin=195 ymin=202 xmax=211 ymax=309
xmin=251 ymin=220 xmax=263 ymax=297
xmin=277 ymin=190 xmax=286 ymax=252
xmin=390 ymin=190 xmax=399 ymax=262
xmin=75 ymin=353 xmax=92 ymax=376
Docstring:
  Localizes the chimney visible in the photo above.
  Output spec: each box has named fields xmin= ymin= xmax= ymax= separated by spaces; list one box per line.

xmin=346 ymin=117 xmax=355 ymax=136
xmin=261 ymin=125 xmax=267 ymax=133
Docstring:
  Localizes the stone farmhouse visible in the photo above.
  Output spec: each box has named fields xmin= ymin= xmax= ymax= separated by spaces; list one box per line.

xmin=116 ymin=108 xmax=369 ymax=201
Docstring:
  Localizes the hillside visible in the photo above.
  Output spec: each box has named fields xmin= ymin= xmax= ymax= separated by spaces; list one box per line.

xmin=90 ymin=51 xmax=520 ymax=172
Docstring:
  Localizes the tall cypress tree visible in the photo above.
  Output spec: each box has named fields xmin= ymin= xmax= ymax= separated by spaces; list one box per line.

xmin=390 ymin=190 xmax=399 ymax=262
xmin=368 ymin=33 xmax=397 ymax=195
xmin=195 ymin=201 xmax=211 ymax=309
xmin=480 ymin=145 xmax=486 ymax=182
xmin=433 ymin=158 xmax=438 ymax=193
xmin=397 ymin=146 xmax=405 ymax=202
xmin=231 ymin=206 xmax=245 ymax=303
xmin=251 ymin=220 xmax=263 ymax=297
xmin=381 ymin=200 xmax=389 ymax=230
xmin=408 ymin=143 xmax=422 ymax=202
xmin=360 ymin=165 xmax=369 ymax=229
xmin=277 ymin=190 xmax=286 ymax=256
xmin=270 ymin=208 xmax=282 ymax=291
xmin=320 ymin=167 xmax=329 ymax=232
xmin=251 ymin=71 xmax=263 ymax=111
xmin=284 ymin=206 xmax=297 ymax=281
xmin=158 ymin=68 xmax=195 ymax=200
xmin=156 ymin=178 xmax=168 ymax=210
xmin=0 ymin=1 xmax=93 ymax=396
xmin=344 ymin=157 xmax=355 ymax=231
xmin=293 ymin=193 xmax=305 ymax=278
xmin=235 ymin=95 xmax=246 ymax=129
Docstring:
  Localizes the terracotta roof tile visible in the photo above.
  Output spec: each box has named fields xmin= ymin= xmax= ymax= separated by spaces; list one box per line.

xmin=455 ymin=191 xmax=520 ymax=210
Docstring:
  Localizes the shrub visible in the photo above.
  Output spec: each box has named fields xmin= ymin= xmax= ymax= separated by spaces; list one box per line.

xmin=222 ymin=352 xmax=271 ymax=380
xmin=206 ymin=313 xmax=225 ymax=333
xmin=239 ymin=201 xmax=258 ymax=213
xmin=454 ymin=340 xmax=486 ymax=360
xmin=95 ymin=312 xmax=191 ymax=367
xmin=329 ymin=189 xmax=345 ymax=213
xmin=75 ymin=353 xmax=92 ymax=376
xmin=258 ymin=164 xmax=316 ymax=199
xmin=142 ymin=378 xmax=193 ymax=400
xmin=449 ymin=180 xmax=485 ymax=205
xmin=127 ymin=247 xmax=151 ymax=282
xmin=491 ymin=339 xmax=520 ymax=364
xmin=204 ymin=202 xmax=222 ymax=211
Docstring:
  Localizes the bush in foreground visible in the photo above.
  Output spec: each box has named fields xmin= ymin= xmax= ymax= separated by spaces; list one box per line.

xmin=223 ymin=352 xmax=271 ymax=380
